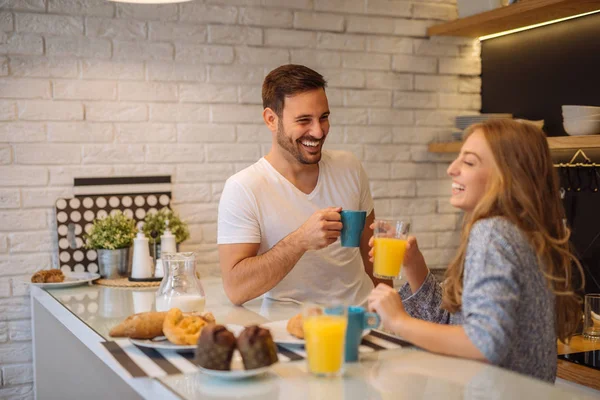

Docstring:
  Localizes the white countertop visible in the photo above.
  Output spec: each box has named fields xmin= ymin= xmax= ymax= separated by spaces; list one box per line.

xmin=33 ymin=277 xmax=597 ymax=400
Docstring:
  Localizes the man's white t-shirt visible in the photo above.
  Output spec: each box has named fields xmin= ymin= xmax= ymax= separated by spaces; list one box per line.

xmin=217 ymin=150 xmax=374 ymax=306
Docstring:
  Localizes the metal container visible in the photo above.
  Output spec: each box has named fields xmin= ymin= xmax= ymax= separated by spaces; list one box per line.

xmin=97 ymin=248 xmax=131 ymax=279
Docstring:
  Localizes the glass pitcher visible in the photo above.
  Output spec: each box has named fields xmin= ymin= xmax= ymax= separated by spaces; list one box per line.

xmin=155 ymin=252 xmax=206 ymax=313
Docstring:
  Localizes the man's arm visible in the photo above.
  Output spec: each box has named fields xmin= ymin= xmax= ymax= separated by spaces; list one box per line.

xmin=219 ymin=207 xmax=343 ymax=305
xmin=219 ymin=233 xmax=306 ymax=306
xmin=360 ymin=211 xmax=393 ymax=287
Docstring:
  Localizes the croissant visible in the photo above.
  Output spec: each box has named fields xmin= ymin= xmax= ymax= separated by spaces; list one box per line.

xmin=109 ymin=311 xmax=167 ymax=339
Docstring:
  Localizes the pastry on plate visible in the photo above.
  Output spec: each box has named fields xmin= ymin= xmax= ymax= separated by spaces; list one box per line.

xmin=286 ymin=313 xmax=304 ymax=339
xmin=109 ymin=311 xmax=168 ymax=339
xmin=163 ymin=308 xmax=210 ymax=345
xmin=237 ymin=325 xmax=278 ymax=370
xmin=109 ymin=309 xmax=215 ymax=341
xmin=194 ymin=324 xmax=236 ymax=371
xmin=31 ymin=269 xmax=65 ymax=283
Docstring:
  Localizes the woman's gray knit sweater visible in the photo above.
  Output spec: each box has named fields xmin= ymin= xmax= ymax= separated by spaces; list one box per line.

xmin=400 ymin=217 xmax=557 ymax=382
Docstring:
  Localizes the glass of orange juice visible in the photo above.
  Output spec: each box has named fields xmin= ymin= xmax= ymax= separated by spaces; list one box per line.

xmin=303 ymin=303 xmax=348 ymax=377
xmin=373 ymin=219 xmax=410 ymax=279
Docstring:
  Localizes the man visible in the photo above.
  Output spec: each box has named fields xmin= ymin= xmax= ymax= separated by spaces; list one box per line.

xmin=217 ymin=64 xmax=390 ymax=306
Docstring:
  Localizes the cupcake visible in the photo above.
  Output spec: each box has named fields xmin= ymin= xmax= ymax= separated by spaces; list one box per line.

xmin=237 ymin=325 xmax=278 ymax=370
xmin=194 ymin=324 xmax=236 ymax=371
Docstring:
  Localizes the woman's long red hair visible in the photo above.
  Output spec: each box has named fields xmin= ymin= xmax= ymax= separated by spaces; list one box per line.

xmin=442 ymin=119 xmax=583 ymax=343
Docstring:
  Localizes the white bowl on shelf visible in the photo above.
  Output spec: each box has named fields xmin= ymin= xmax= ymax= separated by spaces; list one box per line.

xmin=562 ymin=105 xmax=600 ymax=118
xmin=563 ymin=119 xmax=600 ymax=136
xmin=563 ymin=114 xmax=600 ymax=121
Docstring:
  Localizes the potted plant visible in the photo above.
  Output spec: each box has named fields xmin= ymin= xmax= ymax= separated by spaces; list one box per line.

xmin=85 ymin=211 xmax=137 ymax=279
xmin=142 ymin=208 xmax=190 ymax=259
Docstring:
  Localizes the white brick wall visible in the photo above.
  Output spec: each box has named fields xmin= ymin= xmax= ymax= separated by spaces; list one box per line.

xmin=0 ymin=1 xmax=480 ymax=395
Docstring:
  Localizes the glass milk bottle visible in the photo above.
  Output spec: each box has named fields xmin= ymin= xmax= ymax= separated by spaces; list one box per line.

xmin=155 ymin=252 xmax=205 ymax=313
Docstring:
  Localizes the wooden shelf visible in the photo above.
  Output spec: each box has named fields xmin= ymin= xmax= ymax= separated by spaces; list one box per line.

xmin=428 ymin=141 xmax=463 ymax=153
xmin=547 ymin=135 xmax=600 ymax=149
xmin=427 ymin=0 xmax=600 ymax=38
xmin=558 ymin=335 xmax=600 ymax=355
xmin=428 ymin=135 xmax=600 ymax=153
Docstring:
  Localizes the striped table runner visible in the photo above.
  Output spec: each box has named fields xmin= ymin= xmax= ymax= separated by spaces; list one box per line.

xmin=101 ymin=330 xmax=412 ymax=379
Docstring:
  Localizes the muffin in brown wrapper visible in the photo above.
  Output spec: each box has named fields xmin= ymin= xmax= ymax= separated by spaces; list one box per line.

xmin=194 ymin=324 xmax=236 ymax=371
xmin=237 ymin=325 xmax=278 ymax=370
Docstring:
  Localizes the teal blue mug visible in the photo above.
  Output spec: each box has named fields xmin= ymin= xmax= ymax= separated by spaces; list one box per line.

xmin=345 ymin=306 xmax=380 ymax=362
xmin=340 ymin=210 xmax=367 ymax=247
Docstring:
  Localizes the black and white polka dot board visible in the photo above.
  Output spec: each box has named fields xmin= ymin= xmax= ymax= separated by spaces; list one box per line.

xmin=55 ymin=176 xmax=172 ymax=274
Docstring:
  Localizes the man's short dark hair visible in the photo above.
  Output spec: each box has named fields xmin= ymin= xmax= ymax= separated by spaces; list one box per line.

xmin=262 ymin=64 xmax=327 ymax=117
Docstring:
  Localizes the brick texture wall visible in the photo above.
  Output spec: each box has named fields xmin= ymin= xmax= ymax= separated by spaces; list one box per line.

xmin=0 ymin=0 xmax=480 ymax=396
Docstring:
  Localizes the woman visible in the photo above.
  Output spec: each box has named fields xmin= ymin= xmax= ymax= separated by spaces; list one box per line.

xmin=368 ymin=119 xmax=583 ymax=382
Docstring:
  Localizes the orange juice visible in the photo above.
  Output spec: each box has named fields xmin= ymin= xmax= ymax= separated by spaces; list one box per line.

xmin=373 ymin=237 xmax=407 ymax=278
xmin=303 ymin=315 xmax=347 ymax=375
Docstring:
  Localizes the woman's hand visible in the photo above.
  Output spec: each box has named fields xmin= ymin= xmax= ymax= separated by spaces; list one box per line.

xmin=368 ymin=226 xmax=422 ymax=267
xmin=402 ymin=236 xmax=423 ymax=269
xmin=367 ymin=283 xmax=410 ymax=335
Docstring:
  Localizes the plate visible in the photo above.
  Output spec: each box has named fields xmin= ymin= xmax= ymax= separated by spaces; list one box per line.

xmin=28 ymin=272 xmax=101 ymax=289
xmin=130 ymin=335 xmax=274 ymax=380
xmin=198 ymin=348 xmax=273 ymax=380
xmin=259 ymin=320 xmax=369 ymax=345
xmin=130 ymin=337 xmax=196 ymax=352
xmin=197 ymin=364 xmax=271 ymax=380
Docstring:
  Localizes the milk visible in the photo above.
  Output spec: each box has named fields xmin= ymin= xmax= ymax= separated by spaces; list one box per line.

xmin=156 ymin=294 xmax=206 ymax=313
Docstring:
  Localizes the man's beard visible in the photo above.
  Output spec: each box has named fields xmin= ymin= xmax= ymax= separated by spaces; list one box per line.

xmin=276 ymin=120 xmax=322 ymax=165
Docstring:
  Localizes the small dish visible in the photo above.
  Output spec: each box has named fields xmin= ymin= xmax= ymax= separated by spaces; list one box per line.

xmin=130 ymin=324 xmax=252 ymax=353
xmin=28 ymin=272 xmax=100 ymax=289
xmin=197 ymin=364 xmax=271 ymax=380
xmin=129 ymin=337 xmax=196 ymax=352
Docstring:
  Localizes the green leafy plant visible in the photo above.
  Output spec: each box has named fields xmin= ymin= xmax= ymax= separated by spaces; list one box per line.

xmin=142 ymin=208 xmax=190 ymax=244
xmin=84 ymin=211 xmax=137 ymax=250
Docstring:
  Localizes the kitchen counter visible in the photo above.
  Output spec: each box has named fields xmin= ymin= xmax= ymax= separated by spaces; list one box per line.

xmin=31 ymin=278 xmax=600 ymax=399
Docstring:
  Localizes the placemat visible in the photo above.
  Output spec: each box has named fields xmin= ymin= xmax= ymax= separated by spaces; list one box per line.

xmin=95 ymin=278 xmax=161 ymax=288
xmin=101 ymin=330 xmax=413 ymax=378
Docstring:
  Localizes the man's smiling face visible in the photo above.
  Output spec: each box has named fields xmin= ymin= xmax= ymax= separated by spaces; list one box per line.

xmin=276 ymin=88 xmax=330 ymax=165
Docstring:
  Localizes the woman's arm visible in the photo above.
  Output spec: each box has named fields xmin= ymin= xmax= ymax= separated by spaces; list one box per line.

xmin=369 ymin=218 xmax=524 ymax=364
xmin=398 ymin=316 xmax=486 ymax=361
xmin=368 ymin=284 xmax=486 ymax=361
xmin=400 ymin=237 xmax=430 ymax=294
xmin=400 ymin=272 xmax=451 ymax=324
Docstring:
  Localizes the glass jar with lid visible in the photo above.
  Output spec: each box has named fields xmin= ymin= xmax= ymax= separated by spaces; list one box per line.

xmin=155 ymin=252 xmax=205 ymax=313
